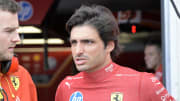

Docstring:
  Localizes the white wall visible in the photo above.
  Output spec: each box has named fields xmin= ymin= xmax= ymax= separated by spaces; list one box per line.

xmin=162 ymin=0 xmax=180 ymax=100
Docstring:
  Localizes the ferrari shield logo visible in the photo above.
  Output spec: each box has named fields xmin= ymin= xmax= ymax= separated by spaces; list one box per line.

xmin=10 ymin=76 xmax=20 ymax=91
xmin=0 ymin=91 xmax=4 ymax=100
xmin=111 ymin=92 xmax=123 ymax=101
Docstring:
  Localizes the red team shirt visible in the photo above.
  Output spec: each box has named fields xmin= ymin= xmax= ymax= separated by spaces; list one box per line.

xmin=55 ymin=62 xmax=175 ymax=101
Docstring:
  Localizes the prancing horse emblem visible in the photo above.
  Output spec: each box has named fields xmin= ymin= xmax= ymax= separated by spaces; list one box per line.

xmin=10 ymin=76 xmax=20 ymax=91
xmin=111 ymin=92 xmax=123 ymax=101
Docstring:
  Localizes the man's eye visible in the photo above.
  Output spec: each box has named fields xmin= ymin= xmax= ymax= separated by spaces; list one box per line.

xmin=5 ymin=29 xmax=15 ymax=33
xmin=84 ymin=40 xmax=94 ymax=44
xmin=70 ymin=40 xmax=77 ymax=45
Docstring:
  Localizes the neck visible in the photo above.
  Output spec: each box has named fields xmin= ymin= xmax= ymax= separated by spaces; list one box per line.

xmin=82 ymin=61 xmax=115 ymax=82
xmin=155 ymin=64 xmax=162 ymax=71
xmin=86 ymin=56 xmax=112 ymax=73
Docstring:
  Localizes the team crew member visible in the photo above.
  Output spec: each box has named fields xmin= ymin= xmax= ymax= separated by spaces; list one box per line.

xmin=0 ymin=0 xmax=37 ymax=101
xmin=144 ymin=39 xmax=163 ymax=82
xmin=55 ymin=5 xmax=175 ymax=101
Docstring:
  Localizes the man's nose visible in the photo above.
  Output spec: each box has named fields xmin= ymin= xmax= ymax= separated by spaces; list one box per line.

xmin=75 ymin=43 xmax=84 ymax=55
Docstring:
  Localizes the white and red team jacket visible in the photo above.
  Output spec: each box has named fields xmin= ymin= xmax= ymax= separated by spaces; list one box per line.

xmin=55 ymin=62 xmax=175 ymax=101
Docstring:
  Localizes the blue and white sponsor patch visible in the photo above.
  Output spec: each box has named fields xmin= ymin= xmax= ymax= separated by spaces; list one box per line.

xmin=69 ymin=91 xmax=83 ymax=101
xmin=18 ymin=1 xmax=33 ymax=21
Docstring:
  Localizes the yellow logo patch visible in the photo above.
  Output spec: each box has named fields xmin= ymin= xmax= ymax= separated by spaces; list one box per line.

xmin=111 ymin=92 xmax=123 ymax=101
xmin=10 ymin=76 xmax=20 ymax=91
xmin=0 ymin=91 xmax=4 ymax=100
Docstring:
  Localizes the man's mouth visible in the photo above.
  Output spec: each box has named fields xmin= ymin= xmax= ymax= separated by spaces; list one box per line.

xmin=8 ymin=46 xmax=15 ymax=51
xmin=75 ymin=57 xmax=87 ymax=65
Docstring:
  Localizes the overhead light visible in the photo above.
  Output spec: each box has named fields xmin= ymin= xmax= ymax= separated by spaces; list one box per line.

xmin=17 ymin=38 xmax=64 ymax=45
xmin=18 ymin=26 xmax=42 ymax=34
xmin=47 ymin=39 xmax=64 ymax=44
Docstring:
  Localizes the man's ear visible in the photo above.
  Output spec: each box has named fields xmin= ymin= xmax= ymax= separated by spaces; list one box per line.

xmin=106 ymin=41 xmax=115 ymax=52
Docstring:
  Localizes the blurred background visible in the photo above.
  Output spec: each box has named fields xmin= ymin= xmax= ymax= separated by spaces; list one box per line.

xmin=15 ymin=0 xmax=162 ymax=100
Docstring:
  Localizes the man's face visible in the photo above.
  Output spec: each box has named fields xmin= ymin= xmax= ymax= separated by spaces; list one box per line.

xmin=0 ymin=10 xmax=20 ymax=61
xmin=144 ymin=45 xmax=161 ymax=70
xmin=70 ymin=25 xmax=113 ymax=72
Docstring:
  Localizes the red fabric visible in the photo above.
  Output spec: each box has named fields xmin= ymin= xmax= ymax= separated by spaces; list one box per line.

xmin=0 ymin=65 xmax=37 ymax=101
xmin=7 ymin=56 xmax=19 ymax=75
xmin=155 ymin=64 xmax=163 ymax=82
xmin=55 ymin=62 xmax=175 ymax=101
xmin=15 ymin=0 xmax=53 ymax=25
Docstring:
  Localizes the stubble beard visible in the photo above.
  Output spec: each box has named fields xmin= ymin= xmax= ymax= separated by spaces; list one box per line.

xmin=0 ymin=51 xmax=14 ymax=61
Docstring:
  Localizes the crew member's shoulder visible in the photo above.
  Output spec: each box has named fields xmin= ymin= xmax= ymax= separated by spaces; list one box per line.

xmin=10 ymin=65 xmax=34 ymax=84
xmin=17 ymin=65 xmax=30 ymax=74
xmin=11 ymin=65 xmax=31 ymax=77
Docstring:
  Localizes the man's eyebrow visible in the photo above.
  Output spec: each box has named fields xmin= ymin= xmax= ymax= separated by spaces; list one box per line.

xmin=69 ymin=38 xmax=75 ymax=41
xmin=4 ymin=26 xmax=19 ymax=30
xmin=70 ymin=38 xmax=94 ymax=41
xmin=69 ymin=39 xmax=76 ymax=43
xmin=81 ymin=39 xmax=90 ymax=41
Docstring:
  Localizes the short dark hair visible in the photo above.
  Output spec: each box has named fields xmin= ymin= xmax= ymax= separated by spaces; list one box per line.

xmin=66 ymin=5 xmax=121 ymax=60
xmin=0 ymin=0 xmax=20 ymax=13
xmin=145 ymin=39 xmax=161 ymax=51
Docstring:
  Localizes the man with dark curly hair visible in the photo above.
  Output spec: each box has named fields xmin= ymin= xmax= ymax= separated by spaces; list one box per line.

xmin=55 ymin=5 xmax=175 ymax=101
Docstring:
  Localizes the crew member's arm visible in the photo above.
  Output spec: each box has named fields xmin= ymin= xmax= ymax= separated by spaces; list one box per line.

xmin=21 ymin=66 xmax=38 ymax=101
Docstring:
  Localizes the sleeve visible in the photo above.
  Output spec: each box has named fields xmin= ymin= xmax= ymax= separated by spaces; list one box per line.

xmin=55 ymin=79 xmax=67 ymax=101
xmin=20 ymin=66 xmax=38 ymax=101
xmin=28 ymin=75 xmax=38 ymax=101
xmin=140 ymin=73 xmax=175 ymax=101
xmin=55 ymin=84 xmax=62 ymax=101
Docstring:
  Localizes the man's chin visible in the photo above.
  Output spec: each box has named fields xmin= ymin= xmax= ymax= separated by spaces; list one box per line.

xmin=3 ymin=53 xmax=14 ymax=61
xmin=147 ymin=65 xmax=155 ymax=70
xmin=76 ymin=65 xmax=87 ymax=72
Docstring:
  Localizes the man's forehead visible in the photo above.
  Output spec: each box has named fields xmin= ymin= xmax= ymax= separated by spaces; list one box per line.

xmin=145 ymin=45 xmax=161 ymax=53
